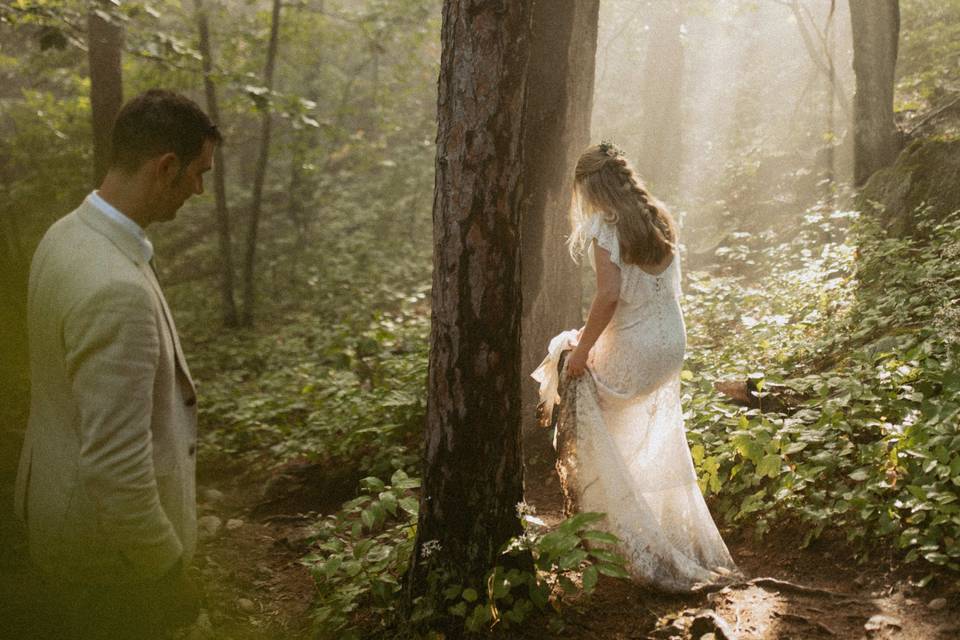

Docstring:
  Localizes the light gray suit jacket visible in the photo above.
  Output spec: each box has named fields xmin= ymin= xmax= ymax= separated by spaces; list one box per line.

xmin=14 ymin=199 xmax=198 ymax=584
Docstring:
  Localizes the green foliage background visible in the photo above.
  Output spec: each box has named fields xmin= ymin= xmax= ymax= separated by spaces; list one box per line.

xmin=2 ymin=0 xmax=960 ymax=637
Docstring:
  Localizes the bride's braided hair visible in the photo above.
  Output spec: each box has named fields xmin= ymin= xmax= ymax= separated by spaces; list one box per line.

xmin=573 ymin=142 xmax=677 ymax=267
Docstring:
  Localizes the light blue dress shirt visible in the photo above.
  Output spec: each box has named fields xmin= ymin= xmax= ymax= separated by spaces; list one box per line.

xmin=86 ymin=191 xmax=155 ymax=263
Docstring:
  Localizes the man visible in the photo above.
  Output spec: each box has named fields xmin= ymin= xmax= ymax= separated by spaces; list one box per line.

xmin=13 ymin=89 xmax=220 ymax=639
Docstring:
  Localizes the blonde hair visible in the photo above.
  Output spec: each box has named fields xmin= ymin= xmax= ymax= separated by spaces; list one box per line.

xmin=568 ymin=143 xmax=677 ymax=266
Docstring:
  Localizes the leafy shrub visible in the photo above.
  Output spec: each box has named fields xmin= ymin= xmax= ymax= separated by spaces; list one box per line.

xmin=442 ymin=510 xmax=629 ymax=635
xmin=304 ymin=475 xmax=630 ymax=639
xmin=302 ymin=469 xmax=422 ymax=640
xmin=682 ymin=201 xmax=960 ymax=573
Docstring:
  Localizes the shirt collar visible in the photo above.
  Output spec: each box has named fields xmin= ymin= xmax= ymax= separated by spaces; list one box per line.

xmin=86 ymin=191 xmax=154 ymax=263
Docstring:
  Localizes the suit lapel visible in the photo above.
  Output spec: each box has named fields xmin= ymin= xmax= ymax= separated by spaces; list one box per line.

xmin=141 ymin=262 xmax=196 ymax=394
xmin=77 ymin=200 xmax=196 ymax=393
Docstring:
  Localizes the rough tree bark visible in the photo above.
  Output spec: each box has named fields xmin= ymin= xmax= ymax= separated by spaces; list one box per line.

xmin=87 ymin=1 xmax=124 ymax=187
xmin=241 ymin=0 xmax=282 ymax=326
xmin=849 ymin=0 xmax=901 ymax=186
xmin=405 ymin=0 xmax=532 ymax=611
xmin=193 ymin=0 xmax=239 ymax=327
xmin=638 ymin=3 xmax=684 ymax=193
xmin=520 ymin=1 xmax=599 ymax=458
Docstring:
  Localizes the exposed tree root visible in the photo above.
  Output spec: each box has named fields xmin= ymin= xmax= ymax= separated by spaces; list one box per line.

xmin=745 ymin=576 xmax=861 ymax=600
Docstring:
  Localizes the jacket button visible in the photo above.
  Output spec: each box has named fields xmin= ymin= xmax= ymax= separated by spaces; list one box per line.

xmin=185 ymin=396 xmax=197 ymax=407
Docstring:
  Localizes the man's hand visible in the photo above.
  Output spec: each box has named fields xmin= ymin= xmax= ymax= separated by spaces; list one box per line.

xmin=565 ymin=346 xmax=589 ymax=378
xmin=156 ymin=560 xmax=202 ymax=629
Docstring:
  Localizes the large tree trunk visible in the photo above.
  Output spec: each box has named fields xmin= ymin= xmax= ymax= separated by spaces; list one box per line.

xmin=638 ymin=3 xmax=684 ymax=193
xmin=193 ymin=0 xmax=239 ymax=327
xmin=520 ymin=1 xmax=599 ymax=460
xmin=87 ymin=2 xmax=124 ymax=187
xmin=241 ymin=0 xmax=282 ymax=326
xmin=405 ymin=0 xmax=532 ymax=613
xmin=849 ymin=0 xmax=900 ymax=186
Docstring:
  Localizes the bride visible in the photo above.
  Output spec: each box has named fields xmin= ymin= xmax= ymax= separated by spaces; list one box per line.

xmin=532 ymin=142 xmax=739 ymax=592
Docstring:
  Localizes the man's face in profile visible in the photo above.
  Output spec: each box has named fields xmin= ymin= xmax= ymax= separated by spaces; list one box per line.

xmin=157 ymin=139 xmax=215 ymax=222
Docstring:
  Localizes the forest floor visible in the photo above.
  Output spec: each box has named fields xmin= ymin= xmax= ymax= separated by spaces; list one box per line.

xmin=3 ymin=451 xmax=958 ymax=640
xmin=171 ymin=451 xmax=960 ymax=640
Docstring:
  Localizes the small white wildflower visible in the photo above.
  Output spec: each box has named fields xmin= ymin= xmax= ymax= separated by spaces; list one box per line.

xmin=515 ymin=501 xmax=536 ymax=518
xmin=420 ymin=539 xmax=441 ymax=559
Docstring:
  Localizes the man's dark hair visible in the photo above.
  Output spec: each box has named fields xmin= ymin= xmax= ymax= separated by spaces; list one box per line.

xmin=109 ymin=89 xmax=222 ymax=173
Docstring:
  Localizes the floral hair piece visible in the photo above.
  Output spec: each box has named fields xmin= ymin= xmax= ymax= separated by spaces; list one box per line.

xmin=599 ymin=140 xmax=623 ymax=158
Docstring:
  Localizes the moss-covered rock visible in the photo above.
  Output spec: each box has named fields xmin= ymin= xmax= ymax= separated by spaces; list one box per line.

xmin=859 ymin=137 xmax=960 ymax=236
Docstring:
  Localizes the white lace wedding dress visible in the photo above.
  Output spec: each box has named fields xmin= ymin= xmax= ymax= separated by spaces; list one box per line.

xmin=532 ymin=216 xmax=739 ymax=592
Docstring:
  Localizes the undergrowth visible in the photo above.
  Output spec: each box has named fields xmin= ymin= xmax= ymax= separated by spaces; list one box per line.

xmin=684 ymin=202 xmax=960 ymax=576
xmin=187 ymin=194 xmax=960 ymax=637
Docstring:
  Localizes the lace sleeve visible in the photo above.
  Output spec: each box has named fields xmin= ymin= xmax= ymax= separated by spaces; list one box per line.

xmin=588 ymin=216 xmax=622 ymax=268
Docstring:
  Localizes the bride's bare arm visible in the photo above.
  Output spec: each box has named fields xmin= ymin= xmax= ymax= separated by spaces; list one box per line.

xmin=566 ymin=242 xmax=620 ymax=377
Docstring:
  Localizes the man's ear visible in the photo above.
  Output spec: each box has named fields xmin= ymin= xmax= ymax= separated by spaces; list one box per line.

xmin=155 ymin=152 xmax=180 ymax=184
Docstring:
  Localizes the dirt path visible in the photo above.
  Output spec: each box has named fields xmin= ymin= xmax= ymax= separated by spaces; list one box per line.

xmin=175 ymin=459 xmax=316 ymax=640
xmin=525 ymin=463 xmax=960 ymax=640
xmin=7 ymin=451 xmax=953 ymax=639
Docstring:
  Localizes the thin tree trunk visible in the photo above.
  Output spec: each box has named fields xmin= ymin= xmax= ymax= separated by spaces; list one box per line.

xmin=824 ymin=0 xmax=838 ymax=195
xmin=785 ymin=0 xmax=850 ymax=117
xmin=405 ymin=0 xmax=533 ymax=614
xmin=521 ymin=0 xmax=599 ymax=460
xmin=849 ymin=0 xmax=900 ymax=186
xmin=193 ymin=0 xmax=239 ymax=327
xmin=87 ymin=1 xmax=123 ymax=187
xmin=241 ymin=0 xmax=282 ymax=326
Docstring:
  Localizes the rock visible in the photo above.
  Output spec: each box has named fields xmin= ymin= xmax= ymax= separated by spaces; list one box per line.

xmin=928 ymin=597 xmax=948 ymax=610
xmin=859 ymin=138 xmax=960 ymax=238
xmin=865 ymin=614 xmax=903 ymax=635
xmin=226 ymin=518 xmax=244 ymax=531
xmin=198 ymin=515 xmax=222 ymax=539
xmin=202 ymin=488 xmax=224 ymax=503
xmin=690 ymin=611 xmax=737 ymax=640
xmin=937 ymin=623 xmax=960 ymax=637
xmin=237 ymin=598 xmax=256 ymax=613
xmin=279 ymin=525 xmax=321 ymax=551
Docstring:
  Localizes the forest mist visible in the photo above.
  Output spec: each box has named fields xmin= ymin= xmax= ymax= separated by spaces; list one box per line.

xmin=594 ymin=0 xmax=856 ymax=254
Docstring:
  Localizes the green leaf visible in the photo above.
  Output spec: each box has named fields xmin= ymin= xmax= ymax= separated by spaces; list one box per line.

xmin=848 ymin=468 xmax=871 ymax=482
xmin=589 ymin=548 xmax=625 ymax=564
xmin=580 ymin=530 xmax=619 ymax=545
xmin=379 ymin=491 xmax=399 ymax=517
xmin=361 ymin=508 xmax=375 ymax=530
xmin=399 ymin=497 xmax=419 ymax=515
xmin=443 ymin=585 xmax=462 ymax=601
xmin=558 ymin=549 xmax=589 ymax=570
xmin=582 ymin=565 xmax=599 ymax=593
xmin=462 ymin=588 xmax=478 ymax=603
xmin=595 ymin=563 xmax=630 ymax=579
xmin=360 ymin=476 xmax=385 ymax=492
xmin=559 ymin=512 xmax=605 ymax=533
xmin=757 ymin=454 xmax=782 ymax=478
